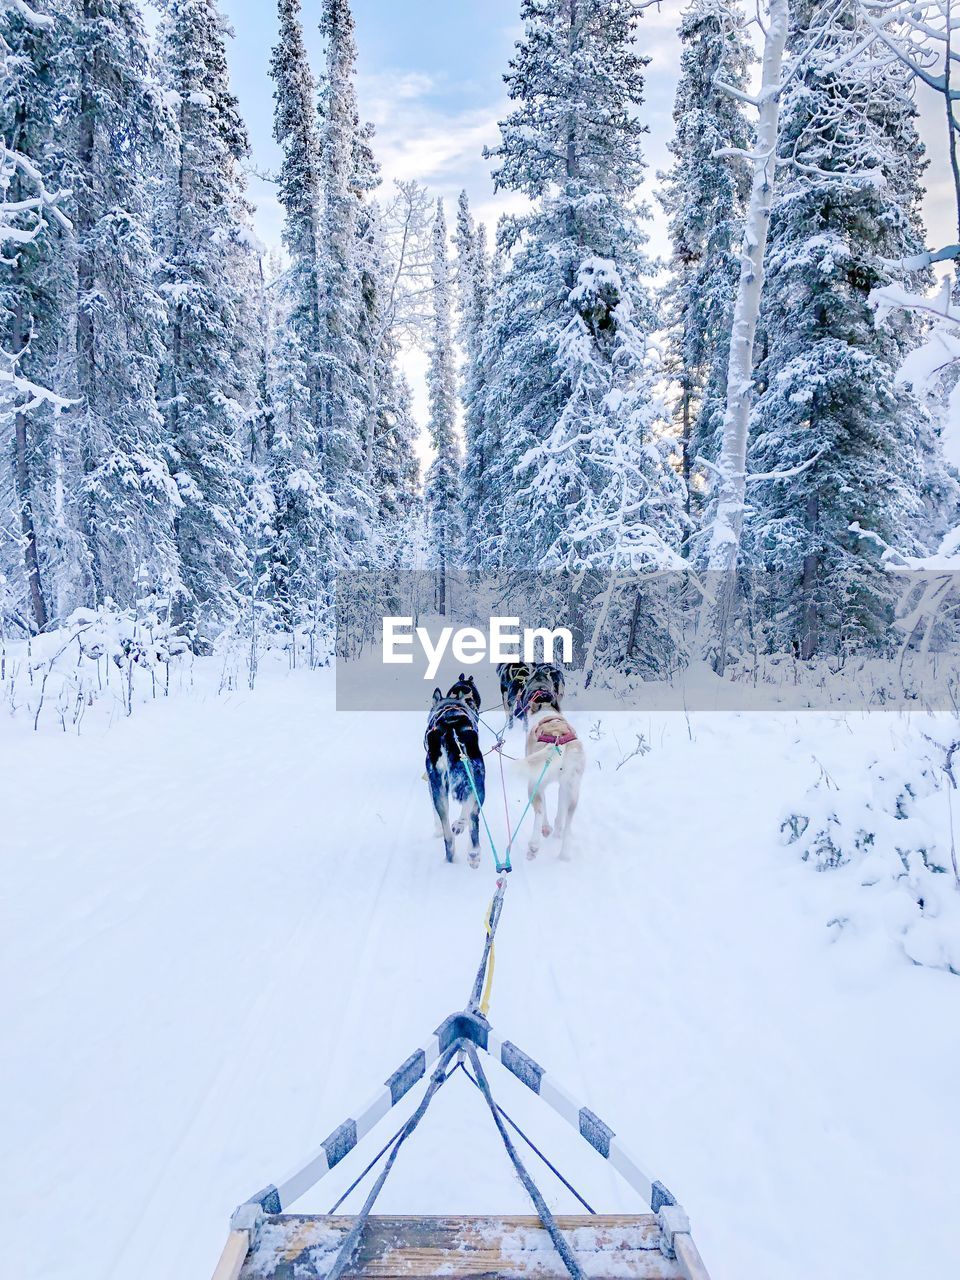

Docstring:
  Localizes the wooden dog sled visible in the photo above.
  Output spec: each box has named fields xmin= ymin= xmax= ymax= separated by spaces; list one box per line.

xmin=211 ymin=1008 xmax=711 ymax=1280
xmin=212 ymin=879 xmax=710 ymax=1280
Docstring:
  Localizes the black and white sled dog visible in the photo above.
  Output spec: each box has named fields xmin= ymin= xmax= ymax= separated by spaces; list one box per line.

xmin=531 ymin=661 xmax=565 ymax=705
xmin=446 ymin=672 xmax=481 ymax=714
xmin=498 ymin=662 xmax=532 ymax=723
xmin=424 ymin=680 xmax=486 ymax=866
xmin=499 ymin=661 xmax=567 ymax=725
xmin=516 ymin=661 xmax=566 ymax=724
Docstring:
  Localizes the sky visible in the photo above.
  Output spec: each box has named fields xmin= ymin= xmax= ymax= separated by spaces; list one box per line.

xmin=214 ymin=0 xmax=954 ymax=422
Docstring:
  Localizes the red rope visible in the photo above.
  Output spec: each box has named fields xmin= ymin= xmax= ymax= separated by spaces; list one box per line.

xmin=479 ymin=716 xmax=518 ymax=853
xmin=498 ymin=743 xmax=512 ymax=847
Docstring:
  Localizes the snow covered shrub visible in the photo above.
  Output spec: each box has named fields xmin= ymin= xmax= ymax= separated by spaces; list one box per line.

xmin=781 ymin=726 xmax=960 ymax=974
xmin=1 ymin=597 xmax=193 ymax=731
xmin=213 ymin=600 xmax=328 ymax=693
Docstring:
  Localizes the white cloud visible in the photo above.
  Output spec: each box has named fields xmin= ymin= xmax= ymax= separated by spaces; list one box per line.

xmin=359 ymin=68 xmax=506 ymax=199
xmin=916 ymin=87 xmax=957 ymax=251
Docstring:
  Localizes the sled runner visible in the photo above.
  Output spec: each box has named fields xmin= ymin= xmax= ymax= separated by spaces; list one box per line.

xmin=212 ymin=881 xmax=712 ymax=1280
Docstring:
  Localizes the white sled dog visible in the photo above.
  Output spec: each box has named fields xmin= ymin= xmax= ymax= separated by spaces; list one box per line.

xmin=519 ymin=686 xmax=585 ymax=862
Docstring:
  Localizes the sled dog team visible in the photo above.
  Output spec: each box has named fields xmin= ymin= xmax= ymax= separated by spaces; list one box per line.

xmin=424 ymin=661 xmax=585 ymax=866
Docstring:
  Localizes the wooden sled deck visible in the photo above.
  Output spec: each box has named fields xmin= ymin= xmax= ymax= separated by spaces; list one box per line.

xmin=232 ymin=1214 xmax=709 ymax=1279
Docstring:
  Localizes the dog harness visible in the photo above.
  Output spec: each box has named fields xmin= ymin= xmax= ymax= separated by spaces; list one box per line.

xmin=522 ymin=687 xmax=556 ymax=716
xmin=535 ymin=714 xmax=578 ymax=746
xmin=428 ymin=700 xmax=477 ymax=734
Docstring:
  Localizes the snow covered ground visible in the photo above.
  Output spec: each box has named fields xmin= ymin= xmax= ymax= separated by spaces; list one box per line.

xmin=3 ymin=658 xmax=960 ymax=1280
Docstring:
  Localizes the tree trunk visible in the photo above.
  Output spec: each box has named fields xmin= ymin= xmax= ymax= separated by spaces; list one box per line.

xmin=7 ymin=100 xmax=49 ymax=631
xmin=945 ymin=0 xmax=960 ymax=289
xmin=697 ymin=0 xmax=790 ymax=671
xmin=625 ymin=587 xmax=643 ymax=662
xmin=566 ymin=578 xmax=584 ymax=669
xmin=169 ymin=95 xmax=189 ymax=447
xmin=12 ymin=299 xmax=49 ymax=632
xmin=680 ymin=379 xmax=692 ymax=554
xmin=312 ymin=247 xmax=325 ymax=457
xmin=561 ymin=0 xmax=581 ymax=268
xmin=76 ymin=28 xmax=104 ymax=605
xmin=800 ymin=493 xmax=818 ymax=660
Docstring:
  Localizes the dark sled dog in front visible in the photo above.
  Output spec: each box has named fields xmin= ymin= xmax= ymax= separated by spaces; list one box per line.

xmin=498 ymin=661 xmax=532 ymax=723
xmin=514 ymin=661 xmax=567 ymax=724
xmin=499 ymin=660 xmax=566 ymax=725
xmin=528 ymin=661 xmax=565 ymax=705
xmin=424 ymin=683 xmax=486 ymax=866
xmin=445 ymin=672 xmax=482 ymax=714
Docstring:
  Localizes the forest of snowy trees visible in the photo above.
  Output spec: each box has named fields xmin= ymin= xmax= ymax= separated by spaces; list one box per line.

xmin=2 ymin=0 xmax=959 ymax=676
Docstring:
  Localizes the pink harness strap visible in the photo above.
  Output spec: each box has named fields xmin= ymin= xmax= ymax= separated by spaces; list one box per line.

xmin=535 ymin=716 xmax=577 ymax=746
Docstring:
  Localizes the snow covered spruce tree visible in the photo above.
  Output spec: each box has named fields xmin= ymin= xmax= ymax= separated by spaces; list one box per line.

xmin=355 ymin=176 xmax=430 ymax=578
xmin=479 ymin=0 xmax=687 ymax=658
xmin=268 ymin=0 xmax=327 ymax=631
xmin=454 ymin=190 xmax=490 ymax=571
xmin=154 ymin=0 xmax=256 ymax=643
xmin=352 ymin=143 xmax=421 ymax=569
xmin=235 ymin=248 xmax=280 ymax=656
xmin=424 ymin=198 xmax=461 ymax=614
xmin=745 ymin=0 xmax=956 ymax=658
xmin=658 ymin=0 xmax=752 ymax=529
xmin=315 ymin=0 xmax=375 ymax=566
xmin=369 ymin=360 xmax=419 ymax=570
xmin=355 ymin=192 xmax=421 ymax=572
xmin=63 ymin=0 xmax=182 ymax=614
xmin=0 ymin=0 xmax=71 ymax=633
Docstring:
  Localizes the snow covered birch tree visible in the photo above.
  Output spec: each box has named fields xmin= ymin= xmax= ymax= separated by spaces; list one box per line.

xmin=343 ymin=177 xmax=429 ymax=575
xmin=696 ymin=0 xmax=790 ymax=669
xmin=354 ymin=181 xmax=428 ymax=566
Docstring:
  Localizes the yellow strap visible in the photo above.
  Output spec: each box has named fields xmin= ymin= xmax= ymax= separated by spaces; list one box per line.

xmin=479 ymin=895 xmax=497 ymax=1017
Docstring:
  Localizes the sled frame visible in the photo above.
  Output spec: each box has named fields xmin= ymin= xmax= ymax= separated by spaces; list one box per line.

xmin=212 ymin=1008 xmax=710 ymax=1280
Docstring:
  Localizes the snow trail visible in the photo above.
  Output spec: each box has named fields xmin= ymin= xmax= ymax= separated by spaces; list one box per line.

xmin=3 ymin=667 xmax=959 ymax=1280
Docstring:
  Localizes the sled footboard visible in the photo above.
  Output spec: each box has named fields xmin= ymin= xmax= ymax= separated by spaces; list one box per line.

xmin=221 ymin=1213 xmax=710 ymax=1279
